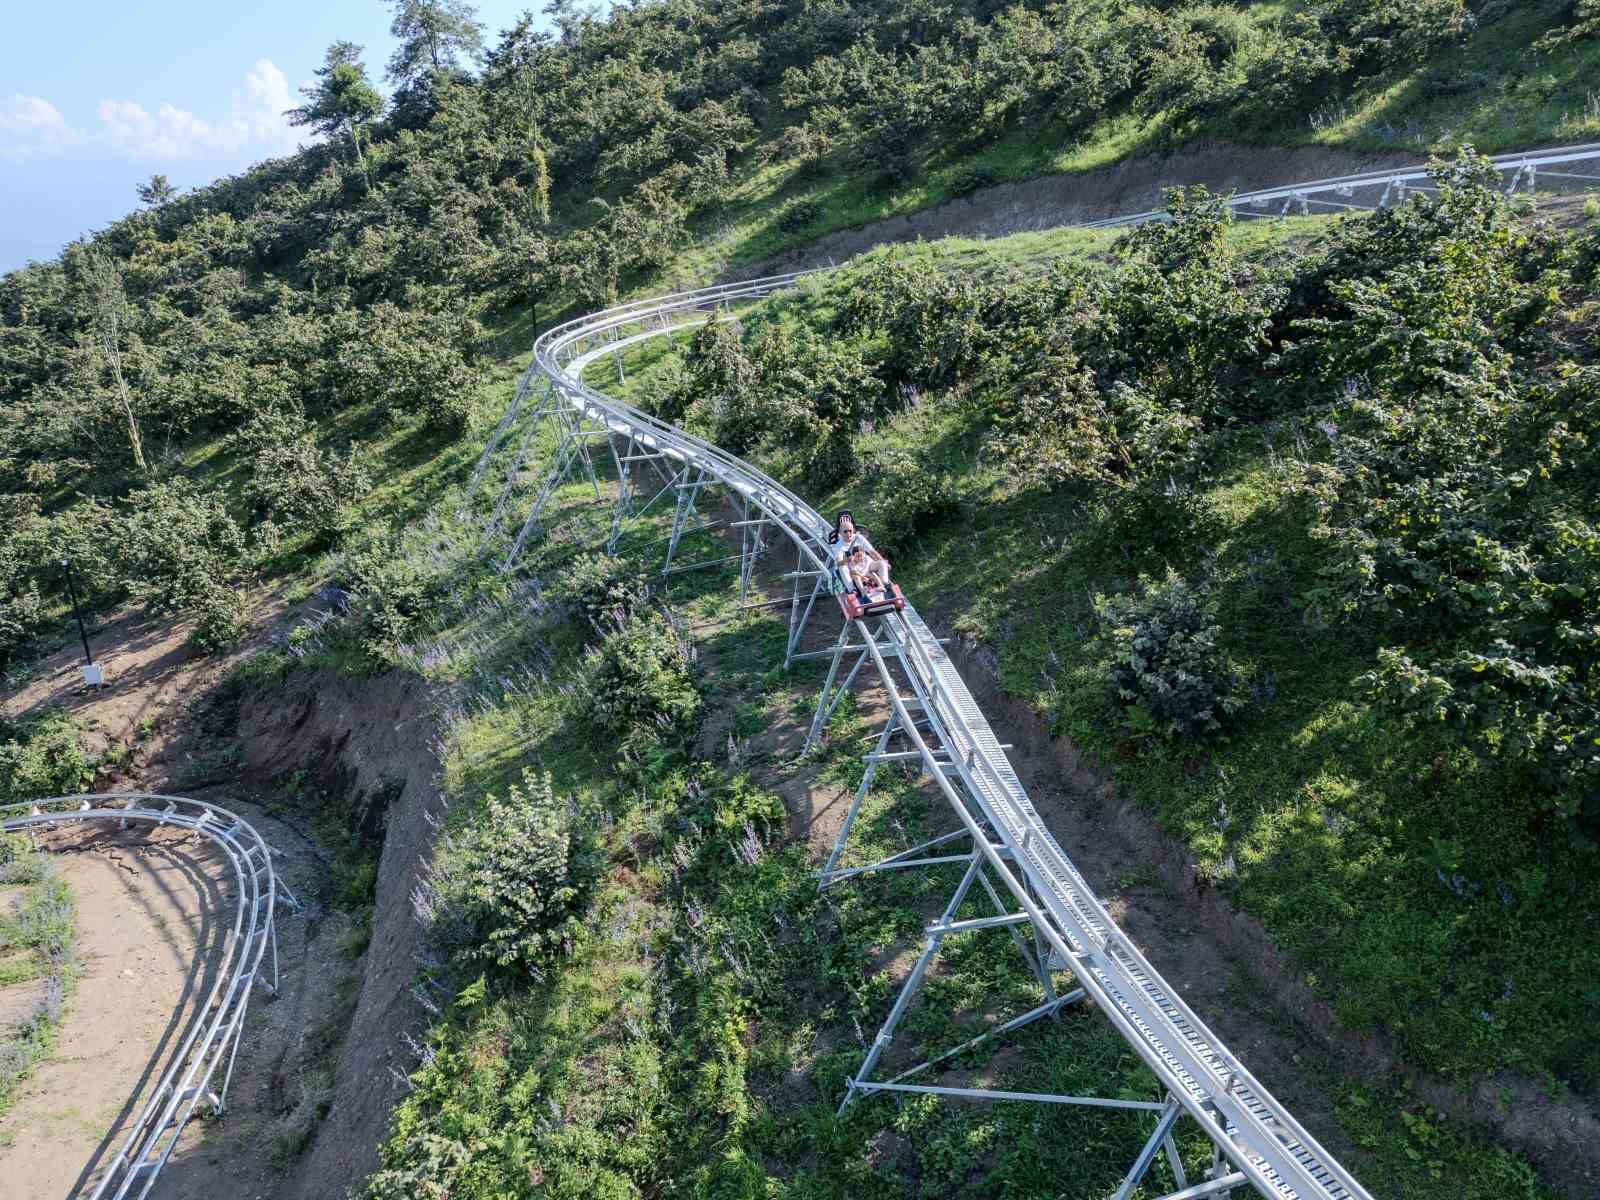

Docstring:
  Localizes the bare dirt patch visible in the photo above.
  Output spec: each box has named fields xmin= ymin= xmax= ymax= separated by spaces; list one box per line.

xmin=0 ymin=827 xmax=221 ymax=1198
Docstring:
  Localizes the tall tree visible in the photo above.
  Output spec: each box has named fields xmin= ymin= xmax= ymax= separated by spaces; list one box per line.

xmin=79 ymin=249 xmax=147 ymax=473
xmin=135 ymin=174 xmax=177 ymax=207
xmin=387 ymin=0 xmax=485 ymax=87
xmin=287 ymin=41 xmax=385 ymax=171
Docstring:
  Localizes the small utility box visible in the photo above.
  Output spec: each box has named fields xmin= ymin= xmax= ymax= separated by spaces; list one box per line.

xmin=81 ymin=663 xmax=104 ymax=688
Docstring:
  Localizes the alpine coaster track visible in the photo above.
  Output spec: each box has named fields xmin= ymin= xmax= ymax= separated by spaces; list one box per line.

xmin=1 ymin=794 xmax=295 ymax=1200
xmin=478 ymin=142 xmax=1600 ymax=1200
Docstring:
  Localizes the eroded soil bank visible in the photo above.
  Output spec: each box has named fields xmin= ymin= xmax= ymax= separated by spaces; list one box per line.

xmin=234 ymin=668 xmax=444 ymax=1200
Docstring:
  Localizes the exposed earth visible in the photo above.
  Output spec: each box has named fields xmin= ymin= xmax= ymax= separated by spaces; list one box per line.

xmin=0 ymin=604 xmax=442 ymax=1200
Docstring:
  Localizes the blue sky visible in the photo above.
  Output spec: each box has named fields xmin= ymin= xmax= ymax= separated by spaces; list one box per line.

xmin=1 ymin=2 xmax=547 ymax=273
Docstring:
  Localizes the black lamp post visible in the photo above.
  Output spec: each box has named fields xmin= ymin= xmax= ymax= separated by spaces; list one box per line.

xmin=61 ymin=558 xmax=94 ymax=668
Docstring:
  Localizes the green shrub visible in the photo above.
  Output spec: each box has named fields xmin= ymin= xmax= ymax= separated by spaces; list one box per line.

xmin=116 ymin=477 xmax=249 ymax=652
xmin=992 ymin=368 xmax=1203 ymax=494
xmin=335 ymin=533 xmax=446 ymax=666
xmin=565 ymin=552 xmax=650 ymax=628
xmin=431 ymin=769 xmax=600 ymax=974
xmin=864 ymin=449 xmax=963 ymax=558
xmin=0 ymin=709 xmax=94 ymax=804
xmin=948 ymin=168 xmax=996 ymax=197
xmin=1094 ymin=571 xmax=1245 ymax=741
xmin=232 ymin=407 xmax=371 ymax=543
xmin=776 ymin=200 xmax=821 ymax=234
xmin=1536 ymin=0 xmax=1600 ymax=48
xmin=188 ymin=575 xmax=248 ymax=652
xmin=583 ymin=611 xmax=701 ymax=756
xmin=1281 ymin=157 xmax=1599 ymax=816
xmin=329 ymin=304 xmax=482 ymax=435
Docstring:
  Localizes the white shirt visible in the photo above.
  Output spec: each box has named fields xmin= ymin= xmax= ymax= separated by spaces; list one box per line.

xmin=835 ymin=530 xmax=876 ymax=562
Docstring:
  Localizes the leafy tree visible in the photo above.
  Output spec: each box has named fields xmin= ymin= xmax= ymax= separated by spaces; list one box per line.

xmin=116 ymin=478 xmax=248 ymax=651
xmin=135 ymin=174 xmax=177 ymax=207
xmin=75 ymin=248 xmax=147 ymax=473
xmin=1547 ymin=0 xmax=1600 ymax=44
xmin=386 ymin=0 xmax=485 ymax=87
xmin=288 ymin=41 xmax=384 ymax=171
xmin=429 ymin=769 xmax=600 ymax=974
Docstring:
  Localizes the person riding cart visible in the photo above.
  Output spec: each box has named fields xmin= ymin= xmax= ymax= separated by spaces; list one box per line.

xmin=829 ymin=509 xmax=905 ymax=617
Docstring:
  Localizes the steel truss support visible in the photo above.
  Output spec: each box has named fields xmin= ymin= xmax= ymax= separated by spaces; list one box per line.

xmin=501 ymin=394 xmax=606 ymax=569
xmin=783 ymin=553 xmax=828 ymax=669
xmin=481 ymin=378 xmax=560 ymax=542
xmin=736 ymin=498 xmax=770 ymax=606
xmin=607 ymin=460 xmax=686 ymax=557
xmin=802 ymin=615 xmax=909 ymax=755
xmin=834 ymin=850 xmax=1192 ymax=1199
xmin=662 ymin=465 xmax=711 ymax=573
xmin=465 ymin=367 xmax=546 ymax=510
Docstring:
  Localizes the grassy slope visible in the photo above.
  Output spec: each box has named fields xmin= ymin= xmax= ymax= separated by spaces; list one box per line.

xmin=664 ymin=2 xmax=1600 ymax=287
xmin=594 ymin=205 xmax=1600 ymax=1107
xmin=11 ymin=5 xmax=1597 ymax=1189
xmin=351 ymin=377 xmax=1562 ymax=1198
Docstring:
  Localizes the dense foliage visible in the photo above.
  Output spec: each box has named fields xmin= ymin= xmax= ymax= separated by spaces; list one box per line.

xmin=0 ymin=709 xmax=94 ymax=804
xmin=582 ymin=610 xmax=701 ymax=758
xmin=5 ymin=0 xmax=1592 ymax=663
xmin=1095 ymin=570 xmax=1245 ymax=740
xmin=429 ymin=768 xmax=600 ymax=975
xmin=695 ymin=154 xmax=1597 ymax=826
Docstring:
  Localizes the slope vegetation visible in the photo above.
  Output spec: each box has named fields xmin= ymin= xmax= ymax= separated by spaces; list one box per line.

xmin=3 ymin=1 xmax=1600 ymax=1196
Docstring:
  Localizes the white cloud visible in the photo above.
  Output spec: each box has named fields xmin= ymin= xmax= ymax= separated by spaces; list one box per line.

xmin=90 ymin=58 xmax=306 ymax=162
xmin=239 ymin=58 xmax=302 ymax=155
xmin=0 ymin=93 xmax=85 ymax=160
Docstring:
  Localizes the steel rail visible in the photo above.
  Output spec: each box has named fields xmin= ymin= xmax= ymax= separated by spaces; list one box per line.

xmin=489 ymin=142 xmax=1600 ymax=1199
xmin=522 ymin=285 xmax=1372 ymax=1200
xmin=2 ymin=793 xmax=293 ymax=1200
xmin=1079 ymin=141 xmax=1600 ymax=228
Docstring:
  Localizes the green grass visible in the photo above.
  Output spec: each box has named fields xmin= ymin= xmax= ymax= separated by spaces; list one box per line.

xmin=0 ymin=836 xmax=78 ymax=1115
xmin=649 ymin=4 xmax=1599 ymax=289
xmin=1271 ymin=3 xmax=1600 ymax=153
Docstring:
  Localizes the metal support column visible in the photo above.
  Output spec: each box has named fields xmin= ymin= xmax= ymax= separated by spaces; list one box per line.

xmin=1112 ymin=1097 xmax=1186 ymax=1200
xmin=802 ymin=617 xmax=882 ymax=754
xmin=662 ymin=465 xmax=708 ymax=574
xmin=818 ymin=709 xmax=901 ymax=881
xmin=838 ymin=854 xmax=984 ymax=1113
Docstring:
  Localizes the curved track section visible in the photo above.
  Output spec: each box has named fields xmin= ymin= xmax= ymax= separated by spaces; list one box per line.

xmin=2 ymin=793 xmax=293 ymax=1200
xmin=505 ymin=278 xmax=1370 ymax=1200
xmin=481 ymin=143 xmax=1600 ymax=1200
xmin=1083 ymin=141 xmax=1600 ymax=227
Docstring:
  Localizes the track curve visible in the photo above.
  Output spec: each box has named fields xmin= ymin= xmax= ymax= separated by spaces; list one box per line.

xmin=516 ymin=275 xmax=1366 ymax=1200
xmin=2 ymin=793 xmax=293 ymax=1200
xmin=482 ymin=141 xmax=1600 ymax=1200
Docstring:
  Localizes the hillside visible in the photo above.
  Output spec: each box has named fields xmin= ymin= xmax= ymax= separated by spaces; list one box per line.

xmin=3 ymin=0 xmax=1600 ymax=1197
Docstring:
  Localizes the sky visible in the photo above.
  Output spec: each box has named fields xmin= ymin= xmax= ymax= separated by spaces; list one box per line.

xmin=0 ymin=2 xmax=550 ymax=274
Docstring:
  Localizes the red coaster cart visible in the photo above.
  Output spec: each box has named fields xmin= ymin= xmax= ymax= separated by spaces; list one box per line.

xmin=837 ymin=580 xmax=907 ymax=620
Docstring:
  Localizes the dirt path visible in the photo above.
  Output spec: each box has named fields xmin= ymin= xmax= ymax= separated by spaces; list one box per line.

xmin=0 ymin=829 xmax=223 ymax=1198
xmin=721 ymin=140 xmax=1425 ymax=282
